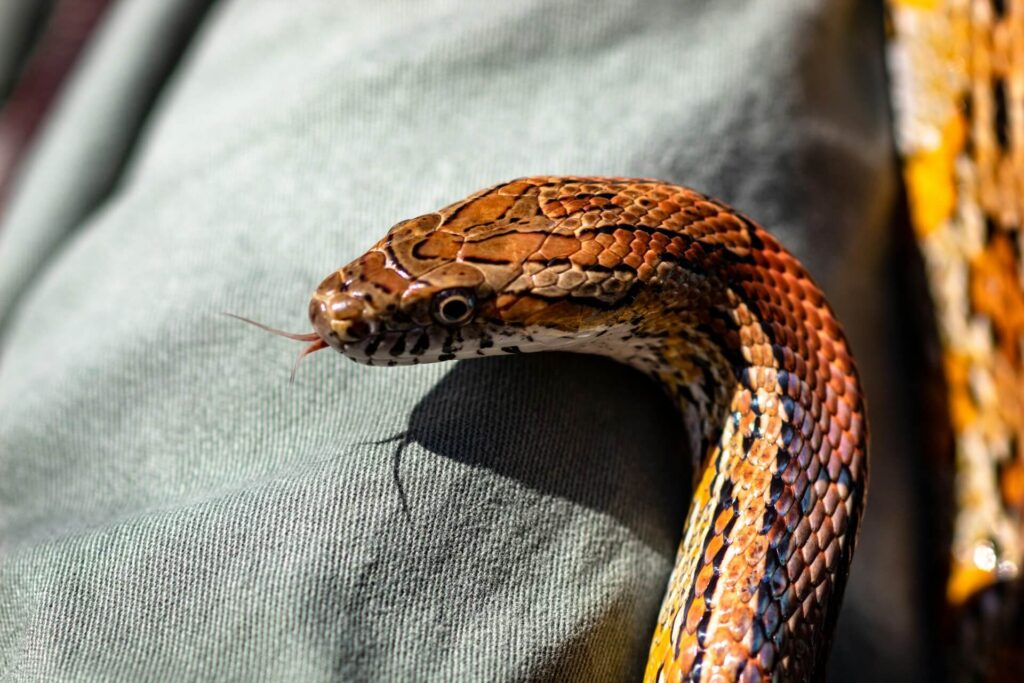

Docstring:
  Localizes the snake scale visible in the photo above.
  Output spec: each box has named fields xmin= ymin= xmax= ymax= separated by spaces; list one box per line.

xmin=242 ymin=176 xmax=867 ymax=681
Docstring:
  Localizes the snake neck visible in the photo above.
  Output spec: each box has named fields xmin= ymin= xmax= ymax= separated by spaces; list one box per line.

xmin=582 ymin=248 xmax=866 ymax=682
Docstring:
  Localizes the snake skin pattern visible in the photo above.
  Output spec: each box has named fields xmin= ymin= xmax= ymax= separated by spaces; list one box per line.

xmin=887 ymin=0 xmax=1024 ymax=674
xmin=296 ymin=177 xmax=867 ymax=681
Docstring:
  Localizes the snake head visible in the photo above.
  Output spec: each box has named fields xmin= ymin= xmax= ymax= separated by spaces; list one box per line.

xmin=308 ymin=214 xmax=514 ymax=365
xmin=308 ymin=200 xmax=650 ymax=365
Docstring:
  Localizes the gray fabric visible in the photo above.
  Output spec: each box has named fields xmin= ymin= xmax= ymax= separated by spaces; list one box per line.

xmin=0 ymin=0 xmax=917 ymax=680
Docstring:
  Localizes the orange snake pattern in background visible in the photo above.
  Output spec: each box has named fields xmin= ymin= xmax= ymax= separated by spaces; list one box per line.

xmin=887 ymin=0 xmax=1024 ymax=675
xmin=300 ymin=177 xmax=867 ymax=681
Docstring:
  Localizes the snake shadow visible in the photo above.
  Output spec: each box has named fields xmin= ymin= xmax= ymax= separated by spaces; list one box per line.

xmin=399 ymin=353 xmax=915 ymax=682
xmin=399 ymin=352 xmax=690 ymax=559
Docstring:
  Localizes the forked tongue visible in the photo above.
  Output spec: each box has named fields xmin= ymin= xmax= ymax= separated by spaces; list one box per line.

xmin=224 ymin=312 xmax=328 ymax=382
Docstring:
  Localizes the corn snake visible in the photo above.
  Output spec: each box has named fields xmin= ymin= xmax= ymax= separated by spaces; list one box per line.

xmin=242 ymin=177 xmax=868 ymax=681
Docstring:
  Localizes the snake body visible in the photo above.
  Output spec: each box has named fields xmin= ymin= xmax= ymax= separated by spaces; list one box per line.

xmin=300 ymin=177 xmax=867 ymax=681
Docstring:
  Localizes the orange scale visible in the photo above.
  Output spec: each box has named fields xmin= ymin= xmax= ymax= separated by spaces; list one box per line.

xmin=622 ymin=253 xmax=643 ymax=269
xmin=744 ymin=536 xmax=770 ymax=568
xmin=722 ymin=554 xmax=750 ymax=586
xmin=609 ymin=241 xmax=631 ymax=258
xmin=570 ymin=251 xmax=598 ymax=268
xmin=695 ymin=564 xmax=715 ymax=596
xmin=541 ymin=201 xmax=567 ymax=218
xmin=563 ymin=198 xmax=589 ymax=213
xmin=714 ymin=506 xmax=737 ymax=535
xmin=685 ymin=597 xmax=707 ymax=634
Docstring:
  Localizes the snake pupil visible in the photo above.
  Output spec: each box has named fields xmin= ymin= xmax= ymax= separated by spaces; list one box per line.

xmin=442 ymin=299 xmax=467 ymax=320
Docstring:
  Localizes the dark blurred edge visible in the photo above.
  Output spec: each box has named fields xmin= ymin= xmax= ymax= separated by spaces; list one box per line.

xmin=0 ymin=0 xmax=55 ymax=102
xmin=0 ymin=0 xmax=219 ymax=337
xmin=0 ymin=0 xmax=218 ymax=225
xmin=0 ymin=0 xmax=112 ymax=212
xmin=892 ymin=173 xmax=951 ymax=682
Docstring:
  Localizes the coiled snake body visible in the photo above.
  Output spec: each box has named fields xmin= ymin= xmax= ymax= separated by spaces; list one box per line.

xmin=285 ymin=177 xmax=868 ymax=681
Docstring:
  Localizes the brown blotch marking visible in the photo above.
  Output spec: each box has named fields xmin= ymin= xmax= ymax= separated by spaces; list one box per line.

xmin=462 ymin=232 xmax=546 ymax=265
xmin=444 ymin=193 xmax=517 ymax=230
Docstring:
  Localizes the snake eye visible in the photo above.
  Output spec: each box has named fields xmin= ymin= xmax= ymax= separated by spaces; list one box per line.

xmin=432 ymin=289 xmax=476 ymax=326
